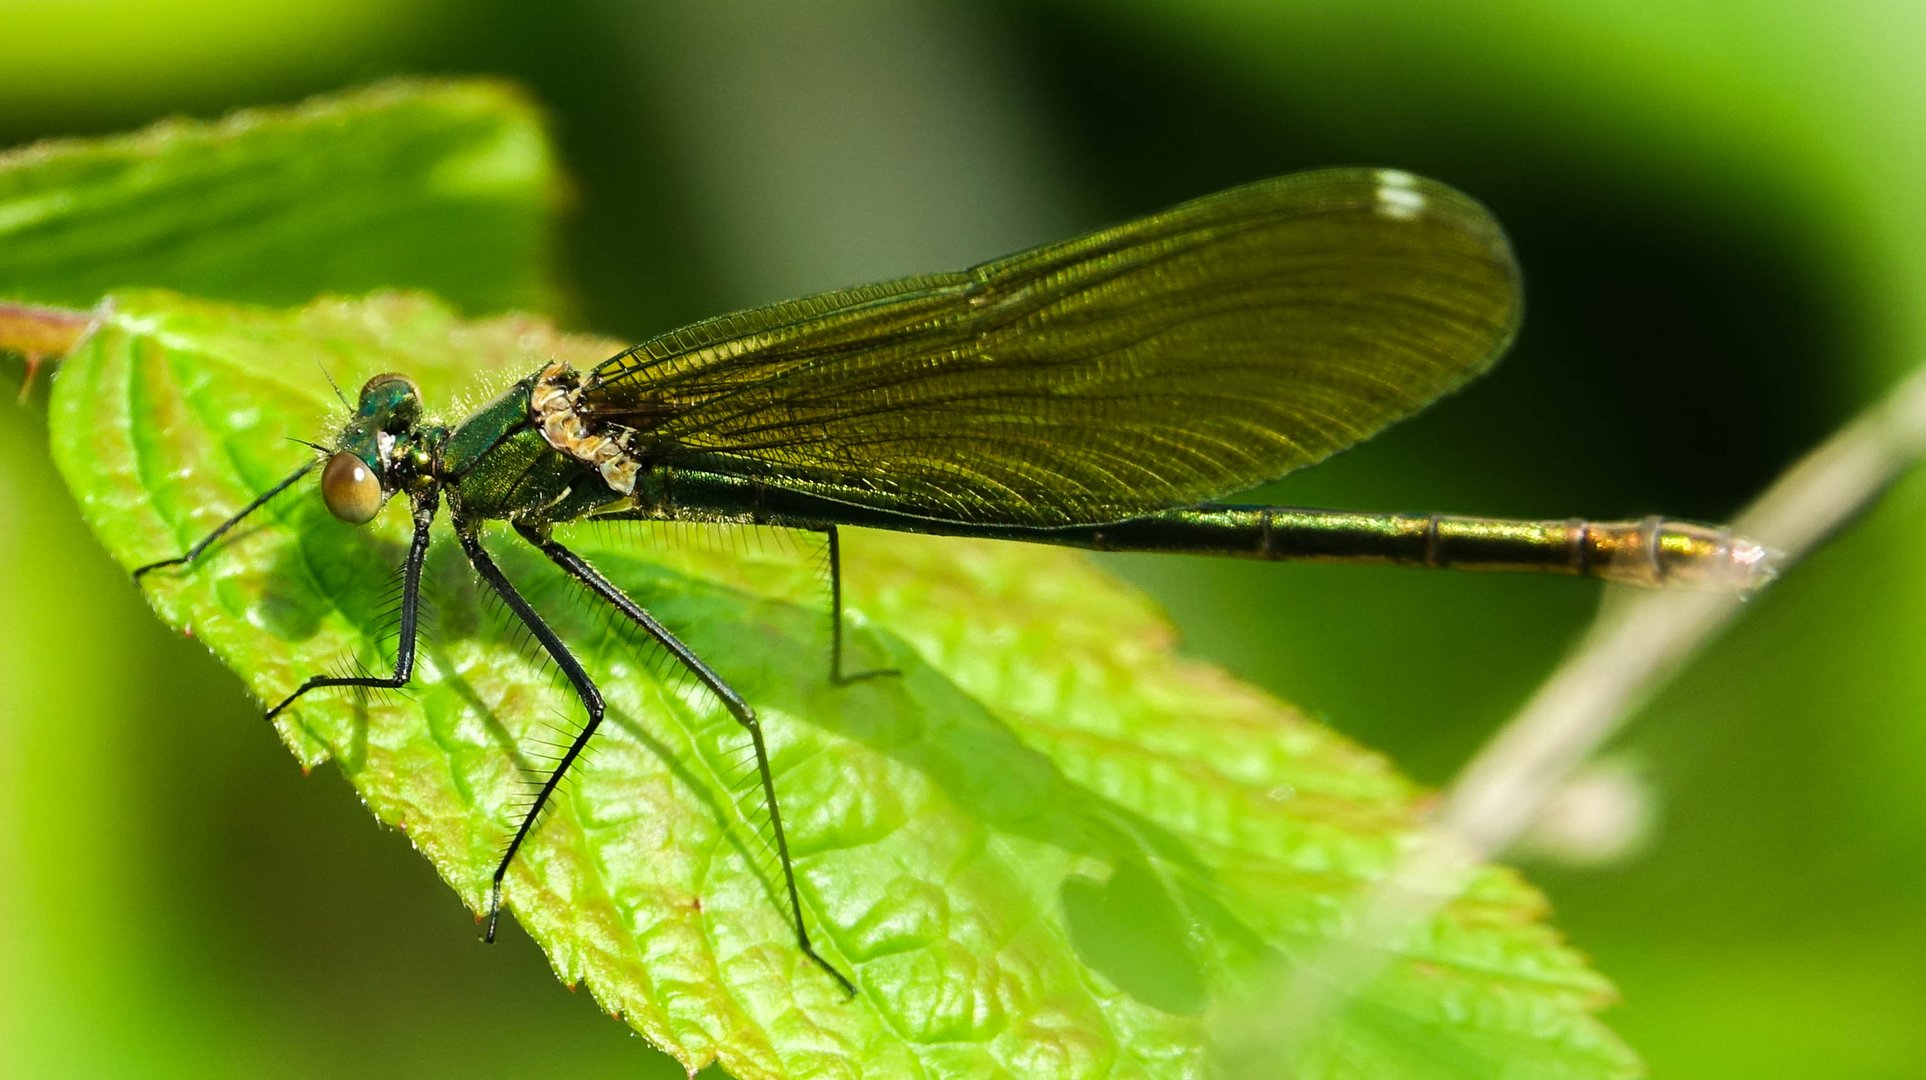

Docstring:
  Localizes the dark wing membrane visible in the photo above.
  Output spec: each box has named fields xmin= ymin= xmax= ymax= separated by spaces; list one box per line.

xmin=581 ymin=168 xmax=1521 ymax=526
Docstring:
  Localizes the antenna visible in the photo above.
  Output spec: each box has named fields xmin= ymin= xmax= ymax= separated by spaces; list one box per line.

xmin=316 ymin=359 xmax=350 ymax=409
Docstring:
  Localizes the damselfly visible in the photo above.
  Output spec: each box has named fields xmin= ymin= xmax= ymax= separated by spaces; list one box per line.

xmin=133 ymin=169 xmax=1773 ymax=993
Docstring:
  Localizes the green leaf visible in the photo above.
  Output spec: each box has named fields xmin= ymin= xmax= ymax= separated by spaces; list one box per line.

xmin=0 ymin=80 xmax=560 ymax=313
xmin=47 ymin=289 xmax=1638 ymax=1078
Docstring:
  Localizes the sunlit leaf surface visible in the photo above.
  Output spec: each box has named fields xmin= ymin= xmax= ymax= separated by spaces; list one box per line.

xmin=48 ymin=290 xmax=1637 ymax=1078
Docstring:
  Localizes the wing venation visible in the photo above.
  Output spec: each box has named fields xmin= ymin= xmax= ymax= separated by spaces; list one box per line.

xmin=581 ymin=168 xmax=1521 ymax=526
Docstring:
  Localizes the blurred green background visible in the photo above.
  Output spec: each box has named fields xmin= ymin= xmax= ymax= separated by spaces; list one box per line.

xmin=3 ymin=2 xmax=1923 ymax=1077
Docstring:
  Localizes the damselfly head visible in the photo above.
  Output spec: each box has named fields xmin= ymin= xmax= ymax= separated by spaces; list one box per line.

xmin=321 ymin=373 xmax=423 ymax=525
xmin=355 ymin=372 xmax=422 ymax=433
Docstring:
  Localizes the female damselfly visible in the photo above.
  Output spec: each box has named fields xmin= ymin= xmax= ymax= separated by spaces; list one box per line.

xmin=134 ymin=168 xmax=1773 ymax=992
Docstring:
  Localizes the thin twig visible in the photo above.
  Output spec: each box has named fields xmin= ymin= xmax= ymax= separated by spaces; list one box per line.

xmin=0 ymin=301 xmax=94 ymax=401
xmin=1269 ymin=362 xmax=1926 ymax=1058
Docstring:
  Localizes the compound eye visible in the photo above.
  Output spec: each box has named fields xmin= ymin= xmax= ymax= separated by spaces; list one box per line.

xmin=321 ymin=451 xmax=383 ymax=524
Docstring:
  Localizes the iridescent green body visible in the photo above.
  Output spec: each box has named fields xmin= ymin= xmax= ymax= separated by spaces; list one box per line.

xmin=441 ymin=374 xmax=614 ymax=522
xmin=617 ymin=468 xmax=1762 ymax=589
xmin=134 ymin=168 xmax=1774 ymax=996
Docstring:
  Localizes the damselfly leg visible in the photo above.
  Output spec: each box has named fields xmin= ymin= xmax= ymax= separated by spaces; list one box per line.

xmin=509 ymin=520 xmax=855 ymax=995
xmin=452 ymin=525 xmax=609 ymax=947
xmin=127 ymin=462 xmax=442 ymax=723
xmin=130 ymin=460 xmax=318 ymax=580
xmin=265 ymin=494 xmax=438 ymax=720
xmin=823 ymin=525 xmax=897 ymax=686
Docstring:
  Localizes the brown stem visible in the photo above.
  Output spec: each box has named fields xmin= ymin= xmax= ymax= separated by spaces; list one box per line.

xmin=0 ymin=301 xmax=92 ymax=401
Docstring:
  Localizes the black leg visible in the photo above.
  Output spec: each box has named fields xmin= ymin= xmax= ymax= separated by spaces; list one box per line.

xmin=514 ymin=520 xmax=856 ymax=996
xmin=824 ymin=525 xmax=897 ymax=685
xmin=132 ymin=459 xmax=319 ymax=579
xmin=456 ymin=525 xmax=611 ymax=946
xmin=263 ymin=491 xmax=438 ymax=720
